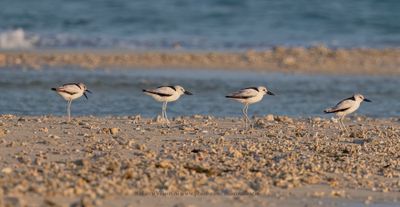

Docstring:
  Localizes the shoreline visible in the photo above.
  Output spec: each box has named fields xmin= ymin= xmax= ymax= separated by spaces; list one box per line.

xmin=1 ymin=46 xmax=400 ymax=75
xmin=0 ymin=115 xmax=399 ymax=206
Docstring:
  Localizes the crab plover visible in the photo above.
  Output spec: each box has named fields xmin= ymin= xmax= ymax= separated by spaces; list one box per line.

xmin=143 ymin=85 xmax=192 ymax=123
xmin=324 ymin=93 xmax=371 ymax=132
xmin=226 ymin=86 xmax=275 ymax=129
xmin=51 ymin=83 xmax=91 ymax=122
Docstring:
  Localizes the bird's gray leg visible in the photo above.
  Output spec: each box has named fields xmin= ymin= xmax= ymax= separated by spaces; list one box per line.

xmin=242 ymin=104 xmax=250 ymax=129
xmin=246 ymin=104 xmax=253 ymax=129
xmin=164 ymin=101 xmax=170 ymax=123
xmin=341 ymin=116 xmax=349 ymax=133
xmin=67 ymin=100 xmax=72 ymax=122
xmin=242 ymin=104 xmax=247 ymax=129
xmin=161 ymin=102 xmax=165 ymax=120
xmin=246 ymin=104 xmax=253 ymax=128
xmin=338 ymin=116 xmax=348 ymax=134
xmin=336 ymin=115 xmax=343 ymax=130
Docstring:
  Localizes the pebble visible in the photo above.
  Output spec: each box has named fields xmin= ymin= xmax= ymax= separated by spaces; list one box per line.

xmin=0 ymin=116 xmax=397 ymax=206
xmin=275 ymin=116 xmax=293 ymax=124
xmin=265 ymin=114 xmax=275 ymax=122
xmin=39 ymin=127 xmax=49 ymax=133
xmin=0 ymin=129 xmax=6 ymax=137
xmin=4 ymin=196 xmax=25 ymax=207
xmin=110 ymin=128 xmax=120 ymax=135
xmin=156 ymin=160 xmax=173 ymax=169
xmin=1 ymin=167 xmax=12 ymax=174
xmin=135 ymin=144 xmax=146 ymax=151
xmin=331 ymin=190 xmax=346 ymax=197
xmin=43 ymin=198 xmax=63 ymax=207
xmin=228 ymin=148 xmax=243 ymax=158
xmin=49 ymin=134 xmax=60 ymax=139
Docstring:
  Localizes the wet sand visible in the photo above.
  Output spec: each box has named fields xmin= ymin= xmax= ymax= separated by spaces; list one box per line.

xmin=0 ymin=114 xmax=399 ymax=206
xmin=1 ymin=46 xmax=400 ymax=75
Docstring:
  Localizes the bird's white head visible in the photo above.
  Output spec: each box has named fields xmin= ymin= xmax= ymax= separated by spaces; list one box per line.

xmin=175 ymin=85 xmax=193 ymax=95
xmin=78 ymin=83 xmax=87 ymax=91
xmin=258 ymin=86 xmax=275 ymax=96
xmin=354 ymin=93 xmax=371 ymax=103
xmin=79 ymin=83 xmax=92 ymax=99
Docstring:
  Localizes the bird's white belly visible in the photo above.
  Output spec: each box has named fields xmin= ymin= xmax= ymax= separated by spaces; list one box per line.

xmin=337 ymin=103 xmax=360 ymax=117
xmin=236 ymin=94 xmax=263 ymax=104
xmin=58 ymin=92 xmax=83 ymax=101
xmin=150 ymin=93 xmax=180 ymax=102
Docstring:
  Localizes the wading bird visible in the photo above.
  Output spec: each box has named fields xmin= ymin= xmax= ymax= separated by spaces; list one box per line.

xmin=324 ymin=93 xmax=371 ymax=132
xmin=226 ymin=86 xmax=275 ymax=129
xmin=51 ymin=83 xmax=91 ymax=122
xmin=143 ymin=85 xmax=192 ymax=123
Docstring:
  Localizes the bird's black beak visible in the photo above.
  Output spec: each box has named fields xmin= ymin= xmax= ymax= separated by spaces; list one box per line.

xmin=364 ymin=98 xmax=371 ymax=102
xmin=184 ymin=91 xmax=193 ymax=95
xmin=85 ymin=89 xmax=92 ymax=94
xmin=267 ymin=91 xmax=275 ymax=96
xmin=84 ymin=93 xmax=89 ymax=100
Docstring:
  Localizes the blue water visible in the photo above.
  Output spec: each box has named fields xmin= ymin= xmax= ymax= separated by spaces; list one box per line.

xmin=0 ymin=0 xmax=399 ymax=50
xmin=0 ymin=68 xmax=399 ymax=118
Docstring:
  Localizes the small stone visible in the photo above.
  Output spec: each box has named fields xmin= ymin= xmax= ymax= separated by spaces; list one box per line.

xmin=229 ymin=148 xmax=243 ymax=158
xmin=39 ymin=127 xmax=49 ymax=133
xmin=70 ymin=196 xmax=94 ymax=207
xmin=135 ymin=144 xmax=146 ymax=151
xmin=74 ymin=159 xmax=90 ymax=167
xmin=174 ymin=203 xmax=197 ymax=207
xmin=156 ymin=160 xmax=173 ymax=169
xmin=311 ymin=44 xmax=330 ymax=54
xmin=192 ymin=115 xmax=203 ymax=119
xmin=43 ymin=198 xmax=63 ymax=207
xmin=110 ymin=128 xmax=119 ymax=135
xmin=127 ymin=140 xmax=135 ymax=148
xmin=275 ymin=116 xmax=293 ymax=124
xmin=1 ymin=167 xmax=12 ymax=174
xmin=331 ymin=190 xmax=346 ymax=197
xmin=4 ymin=196 xmax=24 ymax=207
xmin=217 ymin=137 xmax=224 ymax=144
xmin=79 ymin=122 xmax=89 ymax=126
xmin=255 ymin=172 xmax=263 ymax=178
xmin=179 ymin=126 xmax=193 ymax=131
xmin=313 ymin=117 xmax=321 ymax=122
xmin=0 ymin=129 xmax=7 ymax=137
xmin=17 ymin=117 xmax=26 ymax=122
xmin=265 ymin=114 xmax=274 ymax=121
xmin=49 ymin=134 xmax=60 ymax=139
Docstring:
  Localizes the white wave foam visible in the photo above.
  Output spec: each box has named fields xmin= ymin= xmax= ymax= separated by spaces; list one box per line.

xmin=0 ymin=28 xmax=39 ymax=49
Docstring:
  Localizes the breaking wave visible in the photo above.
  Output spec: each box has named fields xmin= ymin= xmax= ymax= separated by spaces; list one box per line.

xmin=0 ymin=29 xmax=39 ymax=49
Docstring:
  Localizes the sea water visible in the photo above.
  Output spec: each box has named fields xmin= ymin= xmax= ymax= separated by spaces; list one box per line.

xmin=0 ymin=68 xmax=398 ymax=118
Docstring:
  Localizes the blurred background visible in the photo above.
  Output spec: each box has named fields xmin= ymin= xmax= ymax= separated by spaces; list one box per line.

xmin=0 ymin=0 xmax=399 ymax=50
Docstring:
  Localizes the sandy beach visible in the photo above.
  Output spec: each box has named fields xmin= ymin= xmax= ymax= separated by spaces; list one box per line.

xmin=1 ymin=46 xmax=400 ymax=75
xmin=0 ymin=114 xmax=399 ymax=206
